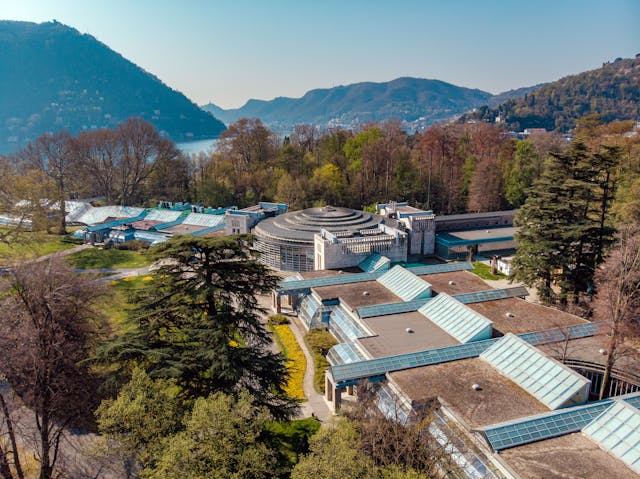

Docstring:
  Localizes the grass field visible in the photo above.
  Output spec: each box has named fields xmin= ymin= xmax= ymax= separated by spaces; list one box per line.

xmin=69 ymin=248 xmax=151 ymax=269
xmin=471 ymin=261 xmax=507 ymax=280
xmin=0 ymin=230 xmax=79 ymax=264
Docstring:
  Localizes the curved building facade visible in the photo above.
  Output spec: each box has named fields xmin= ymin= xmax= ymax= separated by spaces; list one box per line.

xmin=254 ymin=206 xmax=384 ymax=272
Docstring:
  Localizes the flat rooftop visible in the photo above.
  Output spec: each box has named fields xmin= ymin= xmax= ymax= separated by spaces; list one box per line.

xmin=358 ymin=312 xmax=459 ymax=358
xmin=442 ymin=226 xmax=517 ymax=242
xmin=298 ymin=269 xmax=359 ymax=280
xmin=500 ymin=433 xmax=639 ymax=479
xmin=538 ymin=335 xmax=640 ymax=375
xmin=159 ymin=224 xmax=209 ymax=235
xmin=419 ymin=271 xmax=490 ymax=295
xmin=312 ymin=280 xmax=401 ymax=309
xmin=390 ymin=358 xmax=548 ymax=428
xmin=467 ymin=298 xmax=586 ymax=335
xmin=130 ymin=220 xmax=162 ymax=230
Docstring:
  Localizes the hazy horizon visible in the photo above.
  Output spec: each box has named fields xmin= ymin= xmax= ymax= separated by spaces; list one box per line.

xmin=2 ymin=0 xmax=639 ymax=109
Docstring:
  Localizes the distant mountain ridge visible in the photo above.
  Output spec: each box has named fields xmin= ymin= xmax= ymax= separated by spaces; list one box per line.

xmin=461 ymin=57 xmax=640 ymax=131
xmin=0 ymin=20 xmax=225 ymax=154
xmin=203 ymin=77 xmax=501 ymax=132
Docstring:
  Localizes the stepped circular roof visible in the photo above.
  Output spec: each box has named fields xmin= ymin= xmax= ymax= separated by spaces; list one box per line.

xmin=254 ymin=206 xmax=384 ymax=244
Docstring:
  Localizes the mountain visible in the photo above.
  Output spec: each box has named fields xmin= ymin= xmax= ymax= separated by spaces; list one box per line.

xmin=203 ymin=77 xmax=494 ymax=132
xmin=0 ymin=20 xmax=225 ymax=154
xmin=460 ymin=57 xmax=640 ymax=132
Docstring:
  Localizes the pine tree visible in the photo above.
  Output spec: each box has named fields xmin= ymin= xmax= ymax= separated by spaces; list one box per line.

xmin=512 ymin=141 xmax=618 ymax=303
xmin=97 ymin=235 xmax=297 ymax=419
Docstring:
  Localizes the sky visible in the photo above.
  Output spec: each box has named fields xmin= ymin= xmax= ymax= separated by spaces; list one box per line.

xmin=1 ymin=0 xmax=639 ymax=109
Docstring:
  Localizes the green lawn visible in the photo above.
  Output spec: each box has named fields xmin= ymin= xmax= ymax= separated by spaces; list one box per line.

xmin=471 ymin=261 xmax=506 ymax=280
xmin=0 ymin=230 xmax=79 ymax=264
xmin=69 ymin=248 xmax=152 ymax=269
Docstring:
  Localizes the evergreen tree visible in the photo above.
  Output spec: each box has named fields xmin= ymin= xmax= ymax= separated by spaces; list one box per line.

xmin=512 ymin=141 xmax=619 ymax=303
xmin=97 ymin=235 xmax=296 ymax=419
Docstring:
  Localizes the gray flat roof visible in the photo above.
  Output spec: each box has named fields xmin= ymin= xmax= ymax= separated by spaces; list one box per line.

xmin=390 ymin=358 xmax=548 ymax=428
xmin=500 ymin=433 xmax=639 ymax=479
xmin=359 ymin=311 xmax=459 ymax=358
xmin=444 ymin=226 xmax=517 ymax=242
xmin=313 ymin=280 xmax=402 ymax=309
xmin=419 ymin=271 xmax=491 ymax=295
xmin=467 ymin=298 xmax=586 ymax=335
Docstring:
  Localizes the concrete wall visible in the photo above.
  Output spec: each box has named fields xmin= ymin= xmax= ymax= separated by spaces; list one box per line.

xmin=315 ymin=231 xmax=408 ymax=270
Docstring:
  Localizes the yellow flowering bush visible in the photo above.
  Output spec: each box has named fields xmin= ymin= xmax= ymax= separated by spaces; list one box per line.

xmin=142 ymin=276 xmax=153 ymax=281
xmin=272 ymin=324 xmax=306 ymax=400
xmin=228 ymin=339 xmax=239 ymax=348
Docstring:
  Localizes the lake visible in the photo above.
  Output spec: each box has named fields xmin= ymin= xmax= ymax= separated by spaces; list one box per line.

xmin=177 ymin=138 xmax=218 ymax=155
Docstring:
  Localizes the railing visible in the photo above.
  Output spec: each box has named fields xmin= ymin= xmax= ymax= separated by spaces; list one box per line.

xmin=563 ymin=358 xmax=640 ymax=398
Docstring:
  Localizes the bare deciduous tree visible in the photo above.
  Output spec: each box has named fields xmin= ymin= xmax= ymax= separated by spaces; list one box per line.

xmin=592 ymin=223 xmax=640 ymax=399
xmin=0 ymin=259 xmax=107 ymax=479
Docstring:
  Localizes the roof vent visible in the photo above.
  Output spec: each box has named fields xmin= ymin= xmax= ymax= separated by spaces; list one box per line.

xmin=362 ymin=291 xmax=370 ymax=296
xmin=486 ymin=230 xmax=491 ymax=233
xmin=448 ymin=280 xmax=456 ymax=285
xmin=599 ymin=348 xmax=608 ymax=355
xmin=406 ymin=327 xmax=414 ymax=333
xmin=471 ymin=384 xmax=482 ymax=391
xmin=338 ymin=270 xmax=343 ymax=274
xmin=505 ymin=312 xmax=515 ymax=318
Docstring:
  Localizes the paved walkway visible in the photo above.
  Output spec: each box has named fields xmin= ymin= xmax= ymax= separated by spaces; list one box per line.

xmin=286 ymin=314 xmax=332 ymax=421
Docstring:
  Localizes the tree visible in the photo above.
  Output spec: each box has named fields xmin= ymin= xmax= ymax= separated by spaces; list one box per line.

xmin=0 ymin=259 xmax=106 ymax=479
xmin=504 ymin=139 xmax=540 ymax=208
xmin=21 ymin=132 xmax=75 ymax=234
xmin=144 ymin=390 xmax=278 ymax=479
xmin=592 ymin=224 xmax=640 ymax=399
xmin=291 ymin=419 xmax=377 ymax=479
xmin=117 ymin=118 xmax=176 ymax=205
xmin=512 ymin=141 xmax=618 ymax=303
xmin=96 ymin=235 xmax=296 ymax=419
xmin=95 ymin=368 xmax=184 ymax=477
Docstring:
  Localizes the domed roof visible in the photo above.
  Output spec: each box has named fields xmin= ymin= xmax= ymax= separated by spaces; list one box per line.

xmin=254 ymin=206 xmax=384 ymax=244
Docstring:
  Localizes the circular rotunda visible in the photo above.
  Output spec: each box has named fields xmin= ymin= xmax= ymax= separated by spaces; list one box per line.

xmin=254 ymin=206 xmax=384 ymax=272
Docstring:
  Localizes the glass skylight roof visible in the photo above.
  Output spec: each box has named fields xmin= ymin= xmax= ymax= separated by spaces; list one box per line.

xmin=376 ymin=265 xmax=432 ymax=301
xmin=482 ymin=400 xmax=614 ymax=451
xmin=357 ymin=299 xmax=431 ymax=318
xmin=480 ymin=334 xmax=590 ymax=410
xmin=583 ymin=401 xmax=640 ymax=473
xmin=454 ymin=286 xmax=529 ymax=304
xmin=418 ymin=293 xmax=493 ymax=343
xmin=277 ymin=261 xmax=472 ymax=294
xmin=327 ymin=342 xmax=369 ymax=366
xmin=359 ymin=253 xmax=391 ymax=272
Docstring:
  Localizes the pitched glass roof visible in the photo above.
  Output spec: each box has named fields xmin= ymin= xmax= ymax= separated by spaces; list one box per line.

xmin=480 ymin=334 xmax=590 ymax=410
xmin=357 ymin=298 xmax=431 ymax=318
xmin=583 ymin=401 xmax=640 ymax=473
xmin=356 ymin=286 xmax=529 ymax=318
xmin=327 ymin=342 xmax=369 ymax=366
xmin=277 ymin=261 xmax=473 ymax=293
xmin=144 ymin=209 xmax=183 ymax=222
xmin=418 ymin=293 xmax=493 ymax=343
xmin=183 ymin=212 xmax=226 ymax=227
xmin=359 ymin=253 xmax=391 ymax=272
xmin=454 ymin=286 xmax=529 ymax=304
xmin=376 ymin=265 xmax=432 ymax=301
xmin=330 ymin=323 xmax=602 ymax=385
xmin=481 ymin=391 xmax=640 ymax=452
xmin=482 ymin=400 xmax=614 ymax=451
xmin=329 ymin=306 xmax=374 ymax=342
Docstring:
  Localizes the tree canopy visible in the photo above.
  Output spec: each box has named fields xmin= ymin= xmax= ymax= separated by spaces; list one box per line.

xmin=96 ymin=235 xmax=296 ymax=419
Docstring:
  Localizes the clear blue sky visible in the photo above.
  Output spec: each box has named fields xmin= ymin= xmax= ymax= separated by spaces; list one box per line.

xmin=2 ymin=0 xmax=638 ymax=108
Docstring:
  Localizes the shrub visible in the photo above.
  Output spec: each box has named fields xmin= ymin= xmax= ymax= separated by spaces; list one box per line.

xmin=272 ymin=324 xmax=306 ymax=400
xmin=304 ymin=329 xmax=337 ymax=393
xmin=115 ymin=240 xmax=149 ymax=251
xmin=268 ymin=314 xmax=290 ymax=326
xmin=305 ymin=329 xmax=337 ymax=356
